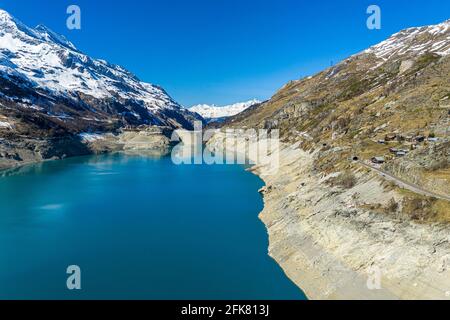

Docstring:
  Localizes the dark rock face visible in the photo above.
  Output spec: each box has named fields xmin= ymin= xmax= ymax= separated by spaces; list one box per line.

xmin=0 ymin=135 xmax=92 ymax=171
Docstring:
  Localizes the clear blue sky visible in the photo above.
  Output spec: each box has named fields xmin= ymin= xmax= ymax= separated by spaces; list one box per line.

xmin=1 ymin=0 xmax=449 ymax=106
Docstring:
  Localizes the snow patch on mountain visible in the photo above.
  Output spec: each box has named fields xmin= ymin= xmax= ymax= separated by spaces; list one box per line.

xmin=190 ymin=99 xmax=261 ymax=120
xmin=0 ymin=121 xmax=12 ymax=129
xmin=79 ymin=132 xmax=106 ymax=142
xmin=364 ymin=19 xmax=450 ymax=60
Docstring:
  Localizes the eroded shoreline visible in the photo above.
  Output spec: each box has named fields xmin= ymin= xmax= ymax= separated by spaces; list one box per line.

xmin=0 ymin=130 xmax=171 ymax=174
xmin=208 ymin=132 xmax=450 ymax=300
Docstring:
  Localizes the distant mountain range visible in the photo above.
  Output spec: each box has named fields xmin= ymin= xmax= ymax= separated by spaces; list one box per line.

xmin=0 ymin=9 xmax=201 ymax=134
xmin=190 ymin=99 xmax=261 ymax=122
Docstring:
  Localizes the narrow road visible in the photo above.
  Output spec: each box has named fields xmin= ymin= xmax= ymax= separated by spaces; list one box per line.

xmin=358 ymin=161 xmax=450 ymax=202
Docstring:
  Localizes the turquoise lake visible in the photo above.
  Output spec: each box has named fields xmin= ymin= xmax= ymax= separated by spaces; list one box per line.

xmin=0 ymin=153 xmax=305 ymax=299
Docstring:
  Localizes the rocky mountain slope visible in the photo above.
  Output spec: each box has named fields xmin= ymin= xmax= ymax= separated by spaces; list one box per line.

xmin=0 ymin=9 xmax=201 ymax=131
xmin=222 ymin=18 xmax=450 ymax=216
xmin=210 ymin=19 xmax=450 ymax=299
xmin=0 ymin=9 xmax=201 ymax=170
xmin=190 ymin=99 xmax=260 ymax=122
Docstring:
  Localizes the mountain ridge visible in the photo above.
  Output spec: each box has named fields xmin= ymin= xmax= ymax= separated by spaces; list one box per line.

xmin=208 ymin=17 xmax=450 ymax=300
xmin=190 ymin=99 xmax=261 ymax=122
xmin=0 ymin=9 xmax=201 ymax=132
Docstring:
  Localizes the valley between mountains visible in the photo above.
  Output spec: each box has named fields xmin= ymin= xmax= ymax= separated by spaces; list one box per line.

xmin=1 ymin=8 xmax=450 ymax=299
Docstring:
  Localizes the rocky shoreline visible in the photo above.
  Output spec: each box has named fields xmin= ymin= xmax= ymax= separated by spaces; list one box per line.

xmin=0 ymin=129 xmax=172 ymax=174
xmin=207 ymin=132 xmax=450 ymax=300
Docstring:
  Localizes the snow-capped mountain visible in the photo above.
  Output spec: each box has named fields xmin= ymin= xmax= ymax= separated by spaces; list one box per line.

xmin=230 ymin=18 xmax=450 ymax=145
xmin=190 ymin=99 xmax=261 ymax=122
xmin=0 ymin=9 xmax=201 ymax=130
xmin=317 ymin=19 xmax=450 ymax=94
xmin=364 ymin=19 xmax=450 ymax=60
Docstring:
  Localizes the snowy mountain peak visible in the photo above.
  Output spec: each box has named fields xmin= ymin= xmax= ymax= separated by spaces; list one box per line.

xmin=190 ymin=99 xmax=261 ymax=121
xmin=0 ymin=9 xmax=39 ymax=39
xmin=34 ymin=24 xmax=77 ymax=51
xmin=0 ymin=8 xmax=14 ymax=21
xmin=0 ymin=16 xmax=140 ymax=100
xmin=364 ymin=19 xmax=450 ymax=60
xmin=0 ymin=9 xmax=201 ymax=129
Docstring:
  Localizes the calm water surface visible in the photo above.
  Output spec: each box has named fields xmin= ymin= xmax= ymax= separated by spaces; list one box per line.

xmin=0 ymin=153 xmax=305 ymax=299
